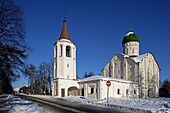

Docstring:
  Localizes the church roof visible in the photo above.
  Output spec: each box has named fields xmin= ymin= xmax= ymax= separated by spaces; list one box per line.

xmin=122 ymin=29 xmax=140 ymax=45
xmin=120 ymin=53 xmax=148 ymax=63
xmin=59 ymin=19 xmax=71 ymax=40
xmin=132 ymin=53 xmax=148 ymax=63
xmin=79 ymin=75 xmax=137 ymax=83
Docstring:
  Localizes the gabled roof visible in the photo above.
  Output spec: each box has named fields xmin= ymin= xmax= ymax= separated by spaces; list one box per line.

xmin=109 ymin=53 xmax=149 ymax=63
xmin=79 ymin=75 xmax=137 ymax=83
xmin=132 ymin=53 xmax=148 ymax=63
xmin=59 ymin=19 xmax=71 ymax=40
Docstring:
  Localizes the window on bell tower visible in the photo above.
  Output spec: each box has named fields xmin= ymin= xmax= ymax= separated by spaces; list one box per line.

xmin=66 ymin=46 xmax=71 ymax=57
xmin=60 ymin=45 xmax=62 ymax=57
xmin=132 ymin=48 xmax=134 ymax=54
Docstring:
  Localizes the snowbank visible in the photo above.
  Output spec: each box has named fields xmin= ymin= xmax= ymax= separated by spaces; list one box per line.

xmin=63 ymin=96 xmax=170 ymax=113
xmin=0 ymin=95 xmax=54 ymax=113
xmin=16 ymin=94 xmax=170 ymax=113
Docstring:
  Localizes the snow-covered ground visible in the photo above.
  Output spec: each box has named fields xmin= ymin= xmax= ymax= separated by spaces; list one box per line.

xmin=1 ymin=94 xmax=170 ymax=113
xmin=27 ymin=95 xmax=170 ymax=113
xmin=0 ymin=95 xmax=54 ymax=113
xmin=62 ymin=96 xmax=170 ymax=113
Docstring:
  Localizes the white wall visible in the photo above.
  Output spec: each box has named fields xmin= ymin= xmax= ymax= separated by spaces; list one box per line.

xmin=139 ymin=53 xmax=159 ymax=98
xmin=123 ymin=42 xmax=139 ymax=57
xmin=52 ymin=78 xmax=79 ymax=96
xmin=79 ymin=79 xmax=139 ymax=99
xmin=54 ymin=39 xmax=76 ymax=80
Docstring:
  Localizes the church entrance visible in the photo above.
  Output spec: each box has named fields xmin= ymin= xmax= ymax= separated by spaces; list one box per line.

xmin=61 ymin=89 xmax=65 ymax=97
xmin=68 ymin=87 xmax=79 ymax=96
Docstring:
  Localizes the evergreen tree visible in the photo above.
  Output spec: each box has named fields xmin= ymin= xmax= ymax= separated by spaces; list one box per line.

xmin=159 ymin=79 xmax=170 ymax=97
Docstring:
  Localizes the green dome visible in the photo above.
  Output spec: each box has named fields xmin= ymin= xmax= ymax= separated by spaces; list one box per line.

xmin=122 ymin=31 xmax=140 ymax=45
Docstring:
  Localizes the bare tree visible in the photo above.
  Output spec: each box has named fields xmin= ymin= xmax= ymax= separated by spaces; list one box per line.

xmin=37 ymin=61 xmax=53 ymax=95
xmin=0 ymin=0 xmax=30 ymax=93
xmin=25 ymin=64 xmax=37 ymax=94
xmin=24 ymin=60 xmax=53 ymax=95
xmin=84 ymin=71 xmax=95 ymax=78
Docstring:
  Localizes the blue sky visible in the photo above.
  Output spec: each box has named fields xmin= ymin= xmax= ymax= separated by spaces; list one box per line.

xmin=13 ymin=0 xmax=170 ymax=88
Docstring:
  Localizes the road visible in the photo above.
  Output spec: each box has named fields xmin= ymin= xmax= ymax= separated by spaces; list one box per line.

xmin=18 ymin=95 xmax=131 ymax=113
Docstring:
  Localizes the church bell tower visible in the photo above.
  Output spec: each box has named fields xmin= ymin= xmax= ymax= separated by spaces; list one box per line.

xmin=53 ymin=18 xmax=76 ymax=80
xmin=52 ymin=17 xmax=78 ymax=97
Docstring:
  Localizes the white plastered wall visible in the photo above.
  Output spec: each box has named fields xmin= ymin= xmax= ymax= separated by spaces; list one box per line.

xmin=79 ymin=79 xmax=138 ymax=99
xmin=123 ymin=42 xmax=139 ymax=56
xmin=53 ymin=79 xmax=79 ymax=96
xmin=54 ymin=39 xmax=76 ymax=80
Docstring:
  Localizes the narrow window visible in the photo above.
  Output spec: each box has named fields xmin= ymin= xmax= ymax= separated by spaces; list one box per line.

xmin=67 ymin=64 xmax=69 ymax=67
xmin=134 ymin=90 xmax=136 ymax=95
xmin=132 ymin=48 xmax=134 ymax=54
xmin=60 ymin=45 xmax=62 ymax=57
xmin=55 ymin=46 xmax=57 ymax=57
xmin=126 ymin=89 xmax=128 ymax=94
xmin=117 ymin=88 xmax=120 ymax=95
xmin=66 ymin=46 xmax=71 ymax=57
xmin=91 ymin=88 xmax=94 ymax=94
xmin=126 ymin=48 xmax=128 ymax=54
xmin=82 ymin=88 xmax=84 ymax=96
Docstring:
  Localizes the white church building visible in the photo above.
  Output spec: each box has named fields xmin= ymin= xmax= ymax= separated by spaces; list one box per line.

xmin=52 ymin=19 xmax=159 ymax=99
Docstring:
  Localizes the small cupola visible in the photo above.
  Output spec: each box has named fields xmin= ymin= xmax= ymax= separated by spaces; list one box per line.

xmin=122 ymin=28 xmax=140 ymax=46
xmin=122 ymin=27 xmax=140 ymax=57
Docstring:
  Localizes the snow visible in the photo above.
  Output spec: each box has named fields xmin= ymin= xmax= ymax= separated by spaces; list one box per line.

xmin=0 ymin=95 xmax=54 ymax=113
xmin=14 ymin=88 xmax=20 ymax=92
xmin=132 ymin=53 xmax=148 ymax=63
xmin=125 ymin=31 xmax=134 ymax=36
xmin=79 ymin=75 xmax=137 ymax=83
xmin=1 ymin=94 xmax=170 ymax=113
xmin=120 ymin=53 xmax=149 ymax=63
xmin=62 ymin=96 xmax=170 ymax=113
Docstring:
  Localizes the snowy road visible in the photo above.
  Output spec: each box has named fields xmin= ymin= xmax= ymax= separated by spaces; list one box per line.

xmin=3 ymin=94 xmax=168 ymax=113
xmin=18 ymin=95 xmax=130 ymax=113
xmin=0 ymin=95 xmax=53 ymax=113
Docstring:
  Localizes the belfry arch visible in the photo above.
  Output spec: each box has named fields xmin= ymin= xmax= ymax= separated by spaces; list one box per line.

xmin=68 ymin=86 xmax=79 ymax=96
xmin=66 ymin=46 xmax=71 ymax=57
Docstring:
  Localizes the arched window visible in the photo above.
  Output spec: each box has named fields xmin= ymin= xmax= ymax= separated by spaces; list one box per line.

xmin=134 ymin=90 xmax=136 ymax=95
xmin=60 ymin=45 xmax=62 ymax=57
xmin=126 ymin=89 xmax=128 ymax=94
xmin=126 ymin=48 xmax=128 ymax=54
xmin=91 ymin=88 xmax=94 ymax=94
xmin=132 ymin=48 xmax=134 ymax=54
xmin=117 ymin=88 xmax=120 ymax=95
xmin=66 ymin=46 xmax=71 ymax=57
